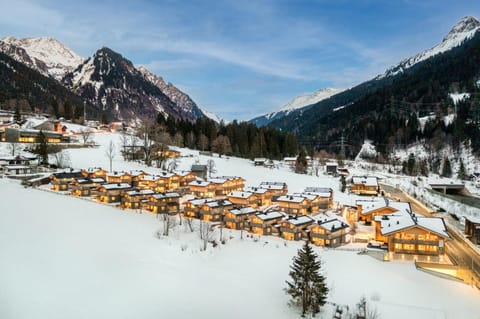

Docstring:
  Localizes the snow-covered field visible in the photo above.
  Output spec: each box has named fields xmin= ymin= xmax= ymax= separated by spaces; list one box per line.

xmin=1 ymin=132 xmax=480 ymax=319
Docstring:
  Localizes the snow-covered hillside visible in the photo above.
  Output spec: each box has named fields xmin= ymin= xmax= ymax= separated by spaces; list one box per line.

xmin=379 ymin=16 xmax=480 ymax=78
xmin=249 ymin=88 xmax=341 ymax=126
xmin=0 ymin=36 xmax=83 ymax=80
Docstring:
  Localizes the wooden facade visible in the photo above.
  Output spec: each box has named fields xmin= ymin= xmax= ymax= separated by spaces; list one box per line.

xmin=97 ymin=183 xmax=132 ymax=203
xmin=51 ymin=170 xmax=84 ymax=191
xmin=249 ymin=211 xmax=284 ymax=236
xmin=465 ymin=216 xmax=480 ymax=245
xmin=227 ymin=191 xmax=259 ymax=208
xmin=309 ymin=218 xmax=349 ymax=247
xmin=224 ymin=207 xmax=257 ymax=230
xmin=106 ymin=171 xmax=133 ymax=184
xmin=276 ymin=195 xmax=311 ymax=215
xmin=199 ymin=199 xmax=233 ymax=222
xmin=121 ymin=189 xmax=155 ymax=209
xmin=374 ymin=211 xmax=449 ymax=256
xmin=280 ymin=215 xmax=314 ymax=241
xmin=188 ymin=180 xmax=216 ymax=198
xmin=357 ymin=199 xmax=411 ymax=224
xmin=81 ymin=167 xmax=107 ymax=180
xmin=259 ymin=182 xmax=288 ymax=199
xmin=71 ymin=178 xmax=105 ymax=196
xmin=138 ymin=175 xmax=167 ymax=193
xmin=147 ymin=192 xmax=181 ymax=214
xmin=350 ymin=176 xmax=379 ymax=196
xmin=184 ymin=198 xmax=213 ymax=219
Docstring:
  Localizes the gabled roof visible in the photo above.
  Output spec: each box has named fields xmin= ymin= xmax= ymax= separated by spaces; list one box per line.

xmin=125 ymin=189 xmax=155 ymax=196
xmin=284 ymin=215 xmax=314 ymax=226
xmin=244 ymin=187 xmax=269 ymax=195
xmin=188 ymin=198 xmax=217 ymax=206
xmin=374 ymin=210 xmax=449 ymax=238
xmin=151 ymin=192 xmax=180 ymax=199
xmin=352 ymin=176 xmax=378 ymax=187
xmin=229 ymin=206 xmax=257 ymax=216
xmin=52 ymin=170 xmax=83 ymax=179
xmin=188 ymin=180 xmax=212 ymax=187
xmin=304 ymin=187 xmax=333 ymax=197
xmin=101 ymin=183 xmax=131 ymax=190
xmin=203 ymin=199 xmax=233 ymax=208
xmin=107 ymin=171 xmax=131 ymax=177
xmin=277 ymin=195 xmax=307 ymax=203
xmin=191 ymin=164 xmax=207 ymax=172
xmin=254 ymin=211 xmax=284 ymax=221
xmin=228 ymin=191 xmax=255 ymax=199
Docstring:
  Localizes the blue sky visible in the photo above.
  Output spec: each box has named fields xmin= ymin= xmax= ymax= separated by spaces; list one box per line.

xmin=1 ymin=0 xmax=479 ymax=121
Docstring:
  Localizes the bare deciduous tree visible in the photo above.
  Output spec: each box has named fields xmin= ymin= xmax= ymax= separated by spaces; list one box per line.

xmin=53 ymin=151 xmax=71 ymax=168
xmin=207 ymin=159 xmax=216 ymax=178
xmin=199 ymin=221 xmax=215 ymax=251
xmin=79 ymin=128 xmax=93 ymax=145
xmin=211 ymin=135 xmax=232 ymax=157
xmin=7 ymin=142 xmax=19 ymax=156
xmin=197 ymin=133 xmax=209 ymax=151
xmin=159 ymin=213 xmax=176 ymax=236
xmin=105 ymin=140 xmax=115 ymax=172
xmin=184 ymin=216 xmax=195 ymax=233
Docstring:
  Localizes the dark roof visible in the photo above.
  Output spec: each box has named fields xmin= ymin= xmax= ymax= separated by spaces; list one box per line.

xmin=191 ymin=164 xmax=207 ymax=172
xmin=52 ymin=171 xmax=83 ymax=179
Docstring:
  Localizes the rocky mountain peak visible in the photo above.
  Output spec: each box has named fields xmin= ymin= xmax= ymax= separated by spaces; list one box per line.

xmin=443 ymin=16 xmax=480 ymax=42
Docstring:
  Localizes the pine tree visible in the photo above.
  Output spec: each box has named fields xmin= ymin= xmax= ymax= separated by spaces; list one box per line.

xmin=14 ymin=102 xmax=21 ymax=123
xmin=458 ymin=159 xmax=466 ymax=180
xmin=295 ymin=149 xmax=308 ymax=174
xmin=286 ymin=241 xmax=328 ymax=317
xmin=340 ymin=175 xmax=346 ymax=192
xmin=441 ymin=157 xmax=452 ymax=178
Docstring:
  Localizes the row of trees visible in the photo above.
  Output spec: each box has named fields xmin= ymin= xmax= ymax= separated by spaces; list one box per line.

xmin=157 ymin=115 xmax=299 ymax=160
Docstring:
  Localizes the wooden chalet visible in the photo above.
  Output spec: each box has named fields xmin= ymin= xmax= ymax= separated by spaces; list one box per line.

xmin=106 ymin=171 xmax=133 ymax=184
xmin=465 ymin=216 xmax=480 ymax=245
xmin=259 ymin=181 xmax=288 ymax=199
xmin=249 ymin=211 xmax=284 ymax=236
xmin=175 ymin=171 xmax=197 ymax=187
xmin=224 ymin=206 xmax=257 ymax=230
xmin=191 ymin=164 xmax=208 ymax=180
xmin=280 ymin=215 xmax=314 ymax=241
xmin=350 ymin=176 xmax=379 ymax=196
xmin=184 ymin=198 xmax=216 ymax=219
xmin=199 ymin=199 xmax=233 ymax=222
xmin=357 ymin=198 xmax=411 ymax=224
xmin=98 ymin=183 xmax=132 ymax=203
xmin=309 ymin=211 xmax=349 ymax=247
xmin=138 ymin=175 xmax=167 ymax=193
xmin=276 ymin=195 xmax=311 ymax=215
xmin=188 ymin=180 xmax=216 ymax=198
xmin=253 ymin=158 xmax=267 ymax=166
xmin=244 ymin=187 xmax=273 ymax=207
xmin=129 ymin=170 xmax=149 ymax=187
xmin=121 ymin=189 xmax=155 ymax=209
xmin=4 ymin=165 xmax=31 ymax=175
xmin=51 ymin=170 xmax=84 ymax=191
xmin=374 ymin=210 xmax=449 ymax=256
xmin=71 ymin=177 xmax=105 ymax=196
xmin=303 ymin=187 xmax=334 ymax=209
xmin=81 ymin=167 xmax=107 ymax=180
xmin=210 ymin=176 xmax=245 ymax=196
xmin=158 ymin=171 xmax=180 ymax=190
xmin=147 ymin=192 xmax=181 ymax=215
xmin=227 ymin=191 xmax=258 ymax=208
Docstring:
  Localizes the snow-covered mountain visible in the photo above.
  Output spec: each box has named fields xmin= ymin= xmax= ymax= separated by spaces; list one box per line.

xmin=137 ymin=66 xmax=208 ymax=121
xmin=249 ymin=88 xmax=341 ymax=127
xmin=0 ymin=36 xmax=83 ymax=81
xmin=378 ymin=16 xmax=480 ymax=79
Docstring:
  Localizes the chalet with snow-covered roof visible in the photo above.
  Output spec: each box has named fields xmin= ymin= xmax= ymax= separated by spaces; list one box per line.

xmin=259 ymin=181 xmax=288 ymax=199
xmin=374 ymin=210 xmax=449 ymax=256
xmin=276 ymin=195 xmax=311 ymax=215
xmin=81 ymin=167 xmax=107 ymax=180
xmin=158 ymin=171 xmax=180 ymax=190
xmin=199 ymin=199 xmax=234 ymax=222
xmin=308 ymin=211 xmax=349 ymax=247
xmin=325 ymin=162 xmax=338 ymax=175
xmin=138 ymin=175 xmax=167 ymax=193
xmin=4 ymin=165 xmax=31 ymax=175
xmin=249 ymin=211 xmax=284 ymax=236
xmin=280 ymin=215 xmax=314 ymax=241
xmin=227 ymin=191 xmax=258 ymax=207
xmin=303 ymin=187 xmax=334 ymax=209
xmin=350 ymin=176 xmax=379 ymax=196
xmin=97 ymin=183 xmax=132 ymax=203
xmin=129 ymin=170 xmax=149 ymax=187
xmin=175 ymin=171 xmax=197 ymax=186
xmin=465 ymin=216 xmax=480 ymax=245
xmin=191 ymin=164 xmax=208 ymax=180
xmin=184 ymin=198 xmax=216 ymax=219
xmin=106 ymin=171 xmax=133 ymax=184
xmin=188 ymin=180 xmax=216 ymax=198
xmin=121 ymin=189 xmax=155 ymax=209
xmin=253 ymin=158 xmax=267 ymax=166
xmin=5 ymin=127 xmax=68 ymax=143
xmin=224 ymin=206 xmax=258 ymax=230
xmin=51 ymin=170 xmax=84 ymax=191
xmin=210 ymin=176 xmax=245 ymax=195
xmin=71 ymin=177 xmax=105 ymax=196
xmin=244 ymin=186 xmax=273 ymax=206
xmin=147 ymin=192 xmax=181 ymax=215
xmin=357 ymin=198 xmax=411 ymax=224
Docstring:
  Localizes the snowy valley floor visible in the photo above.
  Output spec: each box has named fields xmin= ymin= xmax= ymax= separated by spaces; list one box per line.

xmin=1 ymin=178 xmax=480 ymax=319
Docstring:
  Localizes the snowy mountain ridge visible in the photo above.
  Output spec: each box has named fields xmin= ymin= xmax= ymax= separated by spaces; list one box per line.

xmin=0 ymin=36 xmax=84 ymax=81
xmin=249 ymin=87 xmax=341 ymax=126
xmin=378 ymin=16 xmax=480 ymax=79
